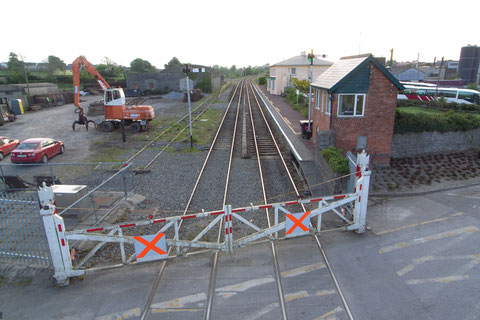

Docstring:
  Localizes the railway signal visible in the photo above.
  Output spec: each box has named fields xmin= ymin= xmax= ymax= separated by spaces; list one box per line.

xmin=183 ymin=64 xmax=193 ymax=148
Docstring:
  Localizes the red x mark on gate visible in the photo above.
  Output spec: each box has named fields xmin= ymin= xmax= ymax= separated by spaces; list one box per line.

xmin=286 ymin=211 xmax=311 ymax=234
xmin=134 ymin=233 xmax=166 ymax=258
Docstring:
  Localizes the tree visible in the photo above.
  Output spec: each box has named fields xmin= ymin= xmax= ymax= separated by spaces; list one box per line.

xmin=7 ymin=52 xmax=25 ymax=73
xmin=130 ymin=58 xmax=156 ymax=73
xmin=164 ymin=57 xmax=181 ymax=69
xmin=291 ymin=78 xmax=310 ymax=93
xmin=47 ymin=55 xmax=66 ymax=75
xmin=102 ymin=56 xmax=117 ymax=66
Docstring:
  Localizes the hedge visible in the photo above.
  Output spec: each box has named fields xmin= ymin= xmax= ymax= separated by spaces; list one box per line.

xmin=397 ymin=99 xmax=480 ymax=112
xmin=321 ymin=147 xmax=349 ymax=174
xmin=394 ymin=109 xmax=480 ymax=134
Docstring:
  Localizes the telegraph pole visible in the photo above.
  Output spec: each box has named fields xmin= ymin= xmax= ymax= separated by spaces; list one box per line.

xmin=389 ymin=48 xmax=394 ymax=68
xmin=183 ymin=64 xmax=193 ymax=148
xmin=435 ymin=57 xmax=444 ymax=97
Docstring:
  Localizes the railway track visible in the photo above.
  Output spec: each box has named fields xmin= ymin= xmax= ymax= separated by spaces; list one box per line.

xmin=137 ymin=79 xmax=353 ymax=319
xmin=122 ymin=84 xmax=230 ymax=170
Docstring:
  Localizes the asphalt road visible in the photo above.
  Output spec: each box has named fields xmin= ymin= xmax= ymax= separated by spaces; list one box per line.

xmin=1 ymin=185 xmax=479 ymax=319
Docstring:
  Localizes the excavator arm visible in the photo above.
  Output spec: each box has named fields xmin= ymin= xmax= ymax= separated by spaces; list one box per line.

xmin=72 ymin=56 xmax=111 ymax=111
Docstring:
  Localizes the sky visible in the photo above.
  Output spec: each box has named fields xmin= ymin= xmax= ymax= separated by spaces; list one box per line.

xmin=2 ymin=0 xmax=479 ymax=68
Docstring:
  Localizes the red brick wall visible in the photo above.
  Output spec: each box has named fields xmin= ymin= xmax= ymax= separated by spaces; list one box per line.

xmin=332 ymin=63 xmax=398 ymax=165
xmin=311 ymin=89 xmax=332 ymax=140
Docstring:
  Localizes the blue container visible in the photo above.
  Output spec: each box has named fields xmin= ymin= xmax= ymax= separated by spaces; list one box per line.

xmin=10 ymin=99 xmax=24 ymax=115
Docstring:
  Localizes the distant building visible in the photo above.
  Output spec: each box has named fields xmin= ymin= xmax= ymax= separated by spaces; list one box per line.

xmin=458 ymin=45 xmax=480 ymax=84
xmin=0 ymin=83 xmax=59 ymax=107
xmin=390 ymin=66 xmax=425 ymax=82
xmin=267 ymin=54 xmax=333 ymax=95
xmin=126 ymin=65 xmax=222 ymax=93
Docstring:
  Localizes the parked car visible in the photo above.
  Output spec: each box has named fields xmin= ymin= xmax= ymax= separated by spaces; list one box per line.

xmin=0 ymin=136 xmax=20 ymax=160
xmin=11 ymin=138 xmax=65 ymax=164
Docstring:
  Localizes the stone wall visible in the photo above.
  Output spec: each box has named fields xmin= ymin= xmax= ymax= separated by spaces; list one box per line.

xmin=391 ymin=129 xmax=480 ymax=158
xmin=126 ymin=67 xmax=222 ymax=93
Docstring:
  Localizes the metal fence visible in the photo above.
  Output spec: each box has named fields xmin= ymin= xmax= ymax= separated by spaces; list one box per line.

xmin=0 ymin=191 xmax=51 ymax=267
xmin=0 ymin=162 xmax=135 ymax=229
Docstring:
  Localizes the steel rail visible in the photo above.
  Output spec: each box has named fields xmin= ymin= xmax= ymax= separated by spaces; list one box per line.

xmin=139 ymin=81 xmax=242 ymax=320
xmin=249 ymin=80 xmax=354 ymax=320
xmin=246 ymin=82 xmax=288 ymax=319
xmin=125 ymin=85 xmax=227 ymax=166
xmin=204 ymin=81 xmax=244 ymax=320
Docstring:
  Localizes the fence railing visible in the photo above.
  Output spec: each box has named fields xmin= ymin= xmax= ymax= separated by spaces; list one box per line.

xmin=0 ymin=191 xmax=51 ymax=267
xmin=0 ymin=162 xmax=135 ymax=230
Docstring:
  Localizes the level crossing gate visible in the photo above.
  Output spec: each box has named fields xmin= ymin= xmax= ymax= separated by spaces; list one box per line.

xmin=36 ymin=151 xmax=371 ymax=285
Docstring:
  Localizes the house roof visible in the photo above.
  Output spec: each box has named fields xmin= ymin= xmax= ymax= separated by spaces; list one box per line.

xmin=311 ymin=54 xmax=405 ymax=92
xmin=272 ymin=55 xmax=333 ymax=67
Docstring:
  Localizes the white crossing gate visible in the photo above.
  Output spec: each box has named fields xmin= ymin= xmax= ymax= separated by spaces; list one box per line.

xmin=38 ymin=151 xmax=371 ymax=285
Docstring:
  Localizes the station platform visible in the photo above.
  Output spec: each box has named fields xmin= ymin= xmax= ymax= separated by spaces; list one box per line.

xmin=253 ymin=85 xmax=324 ymax=197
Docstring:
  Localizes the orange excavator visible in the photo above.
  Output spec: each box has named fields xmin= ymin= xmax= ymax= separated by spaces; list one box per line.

xmin=72 ymin=56 xmax=155 ymax=132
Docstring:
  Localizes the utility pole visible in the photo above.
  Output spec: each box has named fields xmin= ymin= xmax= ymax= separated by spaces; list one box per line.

xmin=307 ymin=49 xmax=314 ymax=133
xmin=389 ymin=48 xmax=394 ymax=68
xmin=19 ymin=54 xmax=31 ymax=106
xmin=183 ymin=64 xmax=193 ymax=148
xmin=435 ymin=57 xmax=444 ymax=97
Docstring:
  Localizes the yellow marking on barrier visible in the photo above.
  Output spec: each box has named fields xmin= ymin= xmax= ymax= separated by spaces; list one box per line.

xmin=473 ymin=254 xmax=480 ymax=259
xmin=315 ymin=307 xmax=343 ymax=319
xmin=406 ymin=275 xmax=469 ymax=285
xmin=281 ymin=262 xmax=326 ymax=277
xmin=378 ymin=226 xmax=478 ymax=254
xmin=451 ymin=212 xmax=464 ymax=217
xmin=95 ymin=308 xmax=140 ymax=320
xmin=285 ymin=290 xmax=308 ymax=302
xmin=152 ymin=308 xmax=203 ymax=313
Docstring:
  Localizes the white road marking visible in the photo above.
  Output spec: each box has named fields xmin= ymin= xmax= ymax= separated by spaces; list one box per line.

xmin=398 ymin=254 xmax=480 ymax=276
xmin=315 ymin=306 xmax=344 ymax=319
xmin=244 ymin=290 xmax=338 ymax=320
xmin=406 ymin=275 xmax=470 ymax=285
xmin=95 ymin=307 xmax=140 ymax=320
xmin=378 ymin=226 xmax=478 ymax=254
xmin=150 ymin=262 xmax=326 ymax=311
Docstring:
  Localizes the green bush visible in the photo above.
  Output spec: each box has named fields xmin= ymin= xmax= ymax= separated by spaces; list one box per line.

xmin=258 ymin=76 xmax=266 ymax=85
xmin=321 ymin=147 xmax=349 ymax=174
xmin=284 ymin=87 xmax=308 ymax=117
xmin=394 ymin=109 xmax=480 ymax=134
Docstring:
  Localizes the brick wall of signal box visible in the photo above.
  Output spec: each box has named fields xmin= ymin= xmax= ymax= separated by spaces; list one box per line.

xmin=313 ymin=63 xmax=399 ymax=165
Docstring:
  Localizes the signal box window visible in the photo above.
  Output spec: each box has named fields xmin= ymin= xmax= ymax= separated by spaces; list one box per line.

xmin=291 ymin=68 xmax=296 ymax=75
xmin=338 ymin=94 xmax=365 ymax=117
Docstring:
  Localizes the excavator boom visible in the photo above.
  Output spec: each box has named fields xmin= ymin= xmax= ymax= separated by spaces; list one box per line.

xmin=72 ymin=56 xmax=111 ymax=111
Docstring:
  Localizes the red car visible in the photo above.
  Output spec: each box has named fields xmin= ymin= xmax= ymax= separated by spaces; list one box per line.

xmin=11 ymin=138 xmax=65 ymax=164
xmin=0 ymin=136 xmax=20 ymax=161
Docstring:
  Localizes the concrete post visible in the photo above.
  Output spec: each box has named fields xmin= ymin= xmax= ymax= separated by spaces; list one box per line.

xmin=38 ymin=183 xmax=84 ymax=286
xmin=356 ymin=170 xmax=371 ymax=234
